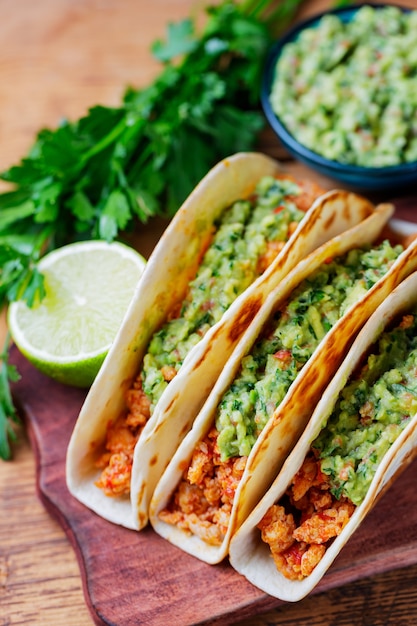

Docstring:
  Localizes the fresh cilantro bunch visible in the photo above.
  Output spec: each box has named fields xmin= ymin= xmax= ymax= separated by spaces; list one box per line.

xmin=0 ymin=0 xmax=305 ymax=459
xmin=0 ymin=2 xmax=270 ymax=306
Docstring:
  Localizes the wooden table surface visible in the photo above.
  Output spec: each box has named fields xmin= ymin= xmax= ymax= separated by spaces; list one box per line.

xmin=1 ymin=1 xmax=417 ymax=625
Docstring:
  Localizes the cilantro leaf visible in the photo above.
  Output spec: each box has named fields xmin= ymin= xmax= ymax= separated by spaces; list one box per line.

xmin=99 ymin=189 xmax=132 ymax=241
xmin=151 ymin=18 xmax=198 ymax=61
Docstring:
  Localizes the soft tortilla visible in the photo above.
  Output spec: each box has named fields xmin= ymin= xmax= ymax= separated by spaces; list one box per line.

xmin=149 ymin=212 xmax=417 ymax=562
xmin=229 ymin=265 xmax=417 ymax=602
xmin=66 ymin=152 xmax=377 ymax=530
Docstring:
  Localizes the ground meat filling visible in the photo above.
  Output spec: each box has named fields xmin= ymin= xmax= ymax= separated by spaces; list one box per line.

xmin=258 ymin=309 xmax=417 ymax=580
xmin=158 ymin=428 xmax=247 ymax=546
xmin=94 ymin=375 xmax=151 ymax=496
xmin=258 ymin=453 xmax=355 ymax=580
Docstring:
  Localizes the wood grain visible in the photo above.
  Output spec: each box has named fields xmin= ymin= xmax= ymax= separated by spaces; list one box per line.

xmin=2 ymin=435 xmax=417 ymax=626
xmin=0 ymin=434 xmax=93 ymax=626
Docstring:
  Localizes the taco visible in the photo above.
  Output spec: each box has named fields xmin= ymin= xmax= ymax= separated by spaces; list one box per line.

xmin=129 ymin=186 xmax=384 ymax=530
xmin=66 ymin=152 xmax=378 ymax=530
xmin=149 ymin=213 xmax=417 ymax=563
xmin=228 ymin=266 xmax=417 ymax=602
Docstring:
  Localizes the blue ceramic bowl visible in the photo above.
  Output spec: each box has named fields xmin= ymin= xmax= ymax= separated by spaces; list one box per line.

xmin=261 ymin=4 xmax=417 ymax=193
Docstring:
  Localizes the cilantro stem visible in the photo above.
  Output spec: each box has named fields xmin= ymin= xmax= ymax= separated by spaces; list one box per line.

xmin=240 ymin=0 xmax=302 ymax=26
xmin=80 ymin=115 xmax=130 ymax=165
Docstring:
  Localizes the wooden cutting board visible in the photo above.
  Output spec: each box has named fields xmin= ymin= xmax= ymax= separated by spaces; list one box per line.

xmin=9 ymin=194 xmax=417 ymax=626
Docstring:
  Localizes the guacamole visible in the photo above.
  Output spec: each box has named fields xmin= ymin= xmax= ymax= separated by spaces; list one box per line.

xmin=313 ymin=312 xmax=417 ymax=505
xmin=270 ymin=5 xmax=417 ymax=167
xmin=215 ymin=240 xmax=403 ymax=461
xmin=142 ymin=176 xmax=305 ymax=411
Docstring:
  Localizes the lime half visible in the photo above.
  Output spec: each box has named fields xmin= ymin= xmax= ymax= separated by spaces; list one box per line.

xmin=8 ymin=240 xmax=146 ymax=388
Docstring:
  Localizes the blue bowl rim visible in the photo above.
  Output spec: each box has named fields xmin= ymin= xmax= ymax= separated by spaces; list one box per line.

xmin=261 ymin=2 xmax=417 ymax=178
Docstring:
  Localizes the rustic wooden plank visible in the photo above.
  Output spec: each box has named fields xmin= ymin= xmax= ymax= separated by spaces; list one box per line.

xmin=0 ymin=434 xmax=93 ymax=625
xmin=240 ymin=565 xmax=417 ymax=626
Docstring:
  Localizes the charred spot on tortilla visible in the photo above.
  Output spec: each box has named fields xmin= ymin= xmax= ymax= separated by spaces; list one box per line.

xmin=164 ymin=393 xmax=180 ymax=414
xmin=154 ymin=420 xmax=165 ymax=435
xmin=119 ymin=375 xmax=135 ymax=395
xmin=191 ymin=339 xmax=216 ymax=370
xmin=136 ymin=482 xmax=147 ymax=505
xmin=150 ymin=454 xmax=158 ymax=467
xmin=322 ymin=207 xmax=338 ymax=233
xmin=89 ymin=439 xmax=102 ymax=454
xmin=317 ymin=341 xmax=346 ymax=376
xmin=137 ymin=511 xmax=147 ymax=528
xmin=180 ymin=421 xmax=191 ymax=437
xmin=178 ymin=459 xmax=189 ymax=473
xmin=228 ymin=295 xmax=263 ymax=343
xmin=330 ymin=191 xmax=374 ymax=230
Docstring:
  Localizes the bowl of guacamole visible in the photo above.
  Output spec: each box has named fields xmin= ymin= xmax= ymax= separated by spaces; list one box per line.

xmin=262 ymin=3 xmax=417 ymax=192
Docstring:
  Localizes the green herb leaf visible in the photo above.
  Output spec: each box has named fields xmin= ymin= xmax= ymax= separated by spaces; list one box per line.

xmin=99 ymin=189 xmax=132 ymax=241
xmin=151 ymin=18 xmax=198 ymax=61
xmin=0 ymin=336 xmax=21 ymax=460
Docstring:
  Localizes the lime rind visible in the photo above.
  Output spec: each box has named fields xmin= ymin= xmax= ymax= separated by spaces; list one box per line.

xmin=17 ymin=345 xmax=108 ymax=388
xmin=8 ymin=240 xmax=146 ymax=388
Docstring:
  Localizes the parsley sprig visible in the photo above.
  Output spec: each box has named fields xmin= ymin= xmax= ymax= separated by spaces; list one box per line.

xmin=0 ymin=0 xmax=305 ymax=459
